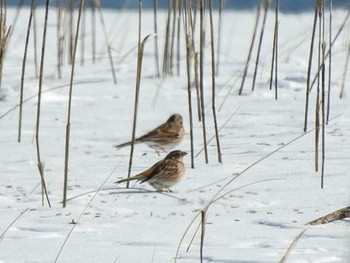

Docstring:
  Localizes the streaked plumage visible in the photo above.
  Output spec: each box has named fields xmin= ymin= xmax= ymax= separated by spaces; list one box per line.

xmin=115 ymin=114 xmax=185 ymax=152
xmin=115 ymin=150 xmax=187 ymax=192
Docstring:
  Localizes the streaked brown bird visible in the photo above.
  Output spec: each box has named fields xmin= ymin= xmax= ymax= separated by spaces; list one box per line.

xmin=114 ymin=114 xmax=185 ymax=152
xmin=115 ymin=150 xmax=187 ymax=192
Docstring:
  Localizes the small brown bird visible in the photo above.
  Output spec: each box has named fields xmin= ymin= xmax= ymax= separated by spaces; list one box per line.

xmin=115 ymin=114 xmax=185 ymax=152
xmin=115 ymin=150 xmax=187 ymax=192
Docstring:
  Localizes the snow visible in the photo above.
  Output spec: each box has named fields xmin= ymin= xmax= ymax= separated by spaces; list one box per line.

xmin=0 ymin=7 xmax=349 ymax=263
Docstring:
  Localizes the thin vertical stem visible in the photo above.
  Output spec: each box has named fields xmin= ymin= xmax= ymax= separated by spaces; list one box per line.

xmin=62 ymin=0 xmax=85 ymax=207
xmin=252 ymin=0 xmax=270 ymax=92
xmin=304 ymin=0 xmax=319 ymax=132
xmin=326 ymin=0 xmax=332 ymax=123
xmin=127 ymin=0 xmax=142 ymax=187
xmin=321 ymin=42 xmax=326 ymax=188
xmin=56 ymin=0 xmax=62 ymax=79
xmin=91 ymin=1 xmax=96 ymax=64
xmin=209 ymin=0 xmax=222 ymax=163
xmin=185 ymin=0 xmax=195 ymax=168
xmin=153 ymin=0 xmax=160 ymax=77
xmin=199 ymin=0 xmax=208 ymax=163
xmin=215 ymin=0 xmax=224 ymax=76
xmin=18 ymin=0 xmax=36 ymax=143
xmin=238 ymin=0 xmax=262 ymax=95
xmin=36 ymin=0 xmax=51 ymax=207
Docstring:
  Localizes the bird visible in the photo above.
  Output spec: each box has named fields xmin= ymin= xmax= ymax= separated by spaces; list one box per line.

xmin=115 ymin=150 xmax=187 ymax=192
xmin=114 ymin=114 xmax=185 ymax=152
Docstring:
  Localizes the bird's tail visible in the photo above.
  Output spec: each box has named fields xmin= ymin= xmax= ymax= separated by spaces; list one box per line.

xmin=115 ymin=176 xmax=139 ymax=184
xmin=114 ymin=140 xmax=139 ymax=150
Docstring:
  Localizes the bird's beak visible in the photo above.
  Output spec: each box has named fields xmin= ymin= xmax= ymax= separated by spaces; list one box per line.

xmin=182 ymin=152 xmax=188 ymax=156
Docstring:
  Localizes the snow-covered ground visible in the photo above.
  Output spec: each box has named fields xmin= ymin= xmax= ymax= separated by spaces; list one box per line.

xmin=0 ymin=7 xmax=349 ymax=263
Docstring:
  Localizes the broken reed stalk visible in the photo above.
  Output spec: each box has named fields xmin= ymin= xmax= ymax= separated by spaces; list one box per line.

xmin=35 ymin=0 xmax=51 ymax=207
xmin=209 ymin=0 xmax=222 ymax=163
xmin=62 ymin=0 xmax=85 ymax=208
xmin=307 ymin=205 xmax=350 ymax=225
xmin=304 ymin=0 xmax=320 ymax=132
xmin=326 ymin=0 xmax=332 ymax=123
xmin=238 ymin=0 xmax=262 ymax=95
xmin=18 ymin=0 xmax=36 ymax=143
xmin=269 ymin=0 xmax=279 ymax=100
xmin=252 ymin=0 xmax=270 ymax=92
xmin=95 ymin=1 xmax=117 ymax=84
xmin=215 ymin=0 xmax=224 ymax=76
xmin=55 ymin=0 xmax=62 ymax=79
xmin=184 ymin=0 xmax=195 ymax=168
xmin=199 ymin=0 xmax=208 ymax=163
xmin=153 ymin=0 xmax=160 ymax=77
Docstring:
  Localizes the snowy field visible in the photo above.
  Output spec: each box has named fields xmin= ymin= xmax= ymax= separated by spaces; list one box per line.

xmin=0 ymin=6 xmax=349 ymax=263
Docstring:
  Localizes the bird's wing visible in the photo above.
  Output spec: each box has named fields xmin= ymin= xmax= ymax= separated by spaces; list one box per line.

xmin=140 ymin=159 xmax=177 ymax=183
xmin=138 ymin=124 xmax=179 ymax=142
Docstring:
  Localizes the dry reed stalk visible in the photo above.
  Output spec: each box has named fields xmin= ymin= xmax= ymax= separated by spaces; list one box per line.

xmin=162 ymin=0 xmax=172 ymax=74
xmin=0 ymin=0 xmax=10 ymax=93
xmin=18 ymin=0 xmax=36 ymax=143
xmin=209 ymin=0 xmax=222 ymax=163
xmin=67 ymin=0 xmax=74 ymax=64
xmin=80 ymin=3 xmax=86 ymax=66
xmin=339 ymin=36 xmax=349 ymax=98
xmin=199 ymin=0 xmax=208 ymax=163
xmin=321 ymin=42 xmax=326 ymax=188
xmin=55 ymin=160 xmax=121 ymax=262
xmin=326 ymin=0 xmax=332 ymax=123
xmin=307 ymin=205 xmax=350 ymax=225
xmin=269 ymin=0 xmax=279 ymax=100
xmin=304 ymin=0 xmax=320 ymax=132
xmin=238 ymin=0 xmax=262 ymax=95
xmin=94 ymin=0 xmax=117 ymax=84
xmin=36 ymin=0 xmax=51 ymax=207
xmin=314 ymin=0 xmax=324 ymax=173
xmin=91 ymin=1 xmax=96 ymax=63
xmin=55 ymin=0 xmax=62 ymax=79
xmin=279 ymin=229 xmax=307 ymax=263
xmin=252 ymin=0 xmax=270 ymax=92
xmin=176 ymin=0 xmax=181 ymax=76
xmin=184 ymin=0 xmax=195 ymax=168
xmin=310 ymin=11 xmax=350 ymax=92
xmin=194 ymin=52 xmax=202 ymax=121
xmin=200 ymin=209 xmax=206 ymax=263
xmin=215 ymin=0 xmax=224 ymax=76
xmin=62 ymin=0 xmax=85 ymax=208
xmin=0 ymin=208 xmax=29 ymax=243
xmin=153 ymin=0 xmax=160 ymax=77
xmin=32 ymin=5 xmax=38 ymax=78
xmin=126 ymin=0 xmax=156 ymax=186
